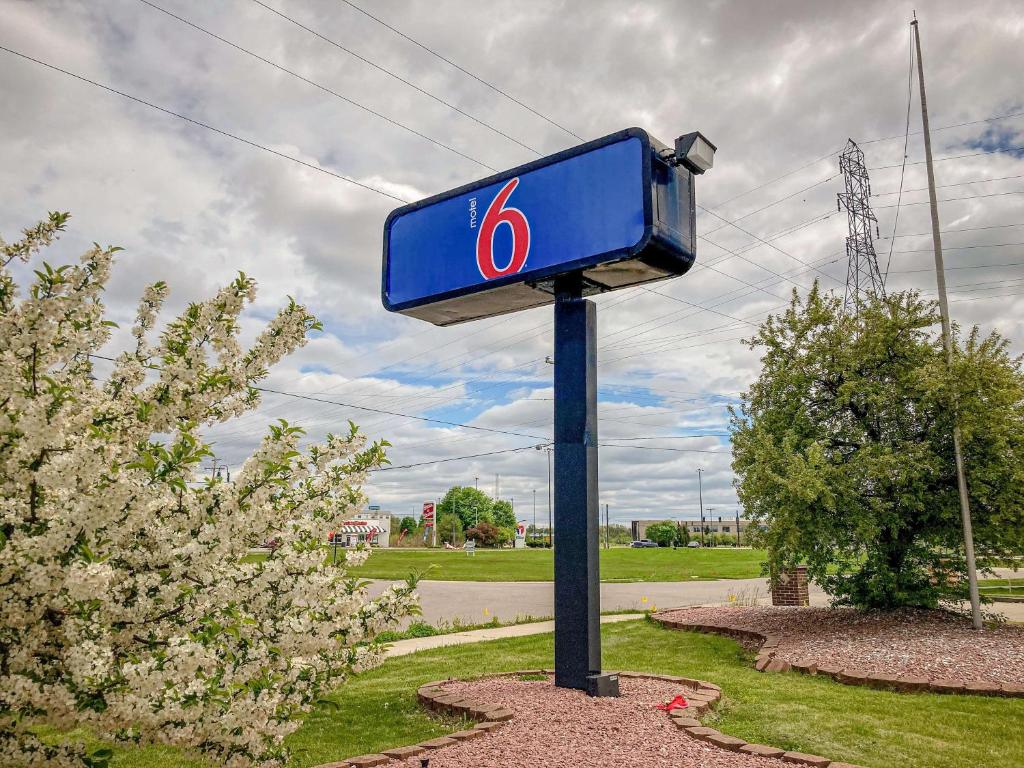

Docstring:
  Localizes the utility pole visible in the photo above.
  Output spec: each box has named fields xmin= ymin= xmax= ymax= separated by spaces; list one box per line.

xmin=912 ymin=14 xmax=982 ymax=630
xmin=735 ymin=508 xmax=741 ymax=548
xmin=697 ymin=468 xmax=705 ymax=548
xmin=475 ymin=476 xmax=479 ymax=492
xmin=604 ymin=503 xmax=610 ymax=549
xmin=537 ymin=444 xmax=553 ymax=547
xmin=533 ymin=489 xmax=537 ymax=543
xmin=494 ymin=474 xmax=500 ymax=500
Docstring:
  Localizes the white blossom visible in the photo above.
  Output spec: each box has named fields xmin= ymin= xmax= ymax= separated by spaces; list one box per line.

xmin=0 ymin=214 xmax=418 ymax=767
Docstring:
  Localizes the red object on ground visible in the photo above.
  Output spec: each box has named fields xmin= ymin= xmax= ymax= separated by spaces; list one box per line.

xmin=655 ymin=694 xmax=688 ymax=712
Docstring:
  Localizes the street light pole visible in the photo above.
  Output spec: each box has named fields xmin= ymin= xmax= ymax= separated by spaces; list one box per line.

xmin=547 ymin=447 xmax=553 ymax=548
xmin=537 ymin=444 xmax=553 ymax=547
xmin=697 ymin=468 xmax=705 ymax=548
xmin=533 ymin=489 xmax=537 ymax=543
xmin=912 ymin=14 xmax=982 ymax=630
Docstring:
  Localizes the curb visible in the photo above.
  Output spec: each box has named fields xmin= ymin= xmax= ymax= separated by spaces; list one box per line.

xmin=316 ymin=669 xmax=863 ymax=768
xmin=651 ymin=608 xmax=1024 ymax=698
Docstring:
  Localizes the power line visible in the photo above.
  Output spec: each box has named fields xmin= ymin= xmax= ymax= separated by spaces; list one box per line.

xmin=859 ymin=108 xmax=1024 ymax=146
xmin=598 ymin=444 xmax=727 ymax=454
xmin=254 ymin=386 xmax=545 ymax=439
xmin=334 ymin=0 xmax=583 ymax=142
xmin=0 ymin=44 xmax=409 ymax=204
xmin=639 ymin=287 xmax=760 ymax=327
xmin=708 ymin=148 xmax=841 ymax=209
xmin=698 ymin=204 xmax=844 ymax=285
xmin=707 ymin=110 xmax=1024 ymax=211
xmin=874 ymin=172 xmax=1024 ymax=196
xmin=950 ymin=289 xmax=1024 ymax=303
xmin=138 ymin=0 xmax=497 ymax=171
xmin=601 ymin=434 xmax=732 ymax=440
xmin=888 ymin=260 xmax=1024 ymax=274
xmin=891 ymin=241 xmax=1024 ymax=254
xmin=884 ymin=23 xmax=915 ymax=280
xmin=874 ymin=189 xmax=1023 ymax=208
xmin=879 ymin=222 xmax=1024 ymax=239
xmin=698 ymin=173 xmax=839 ymax=238
xmin=870 ymin=145 xmax=1024 ymax=170
xmin=372 ymin=444 xmax=539 ymax=471
xmin=249 ymin=0 xmax=544 ymax=156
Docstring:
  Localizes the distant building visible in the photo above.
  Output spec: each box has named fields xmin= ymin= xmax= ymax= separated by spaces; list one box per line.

xmin=332 ymin=509 xmax=392 ymax=547
xmin=630 ymin=517 xmax=758 ymax=541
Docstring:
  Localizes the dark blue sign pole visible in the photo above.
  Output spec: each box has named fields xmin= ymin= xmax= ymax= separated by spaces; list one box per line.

xmin=552 ymin=273 xmax=602 ymax=693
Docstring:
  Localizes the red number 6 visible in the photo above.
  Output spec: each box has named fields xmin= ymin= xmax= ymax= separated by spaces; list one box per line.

xmin=476 ymin=178 xmax=530 ymax=280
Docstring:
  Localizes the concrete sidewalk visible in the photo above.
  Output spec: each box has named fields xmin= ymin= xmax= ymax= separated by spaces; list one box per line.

xmin=384 ymin=613 xmax=645 ymax=658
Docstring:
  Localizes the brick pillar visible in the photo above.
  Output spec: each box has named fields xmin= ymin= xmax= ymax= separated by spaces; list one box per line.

xmin=770 ymin=566 xmax=809 ymax=606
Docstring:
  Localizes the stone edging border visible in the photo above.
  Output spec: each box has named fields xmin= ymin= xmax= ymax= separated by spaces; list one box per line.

xmin=317 ymin=669 xmax=864 ymax=768
xmin=651 ymin=608 xmax=1024 ymax=699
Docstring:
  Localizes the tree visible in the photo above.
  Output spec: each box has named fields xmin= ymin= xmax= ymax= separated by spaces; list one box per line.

xmin=605 ymin=523 xmax=633 ymax=545
xmin=492 ymin=498 xmax=516 ymax=529
xmin=731 ymin=285 xmax=1024 ymax=609
xmin=676 ymin=524 xmax=691 ymax=547
xmin=465 ymin=521 xmax=501 ymax=547
xmin=399 ymin=515 xmax=417 ymax=534
xmin=645 ymin=521 xmax=677 ymax=547
xmin=0 ymin=215 xmax=418 ymax=767
xmin=438 ymin=486 xmax=493 ymax=529
xmin=437 ymin=511 xmax=464 ymax=545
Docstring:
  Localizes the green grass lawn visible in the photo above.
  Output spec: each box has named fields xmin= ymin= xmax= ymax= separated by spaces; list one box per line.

xmin=100 ymin=619 xmax=1024 ymax=768
xmin=344 ymin=546 xmax=766 ymax=582
xmin=979 ymin=577 xmax=1024 ymax=598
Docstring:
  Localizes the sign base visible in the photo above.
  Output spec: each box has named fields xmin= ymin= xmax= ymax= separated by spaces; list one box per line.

xmin=587 ymin=672 xmax=621 ymax=698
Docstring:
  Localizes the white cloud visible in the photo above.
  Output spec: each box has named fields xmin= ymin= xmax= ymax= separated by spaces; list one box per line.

xmin=4 ymin=0 xmax=1023 ymax=523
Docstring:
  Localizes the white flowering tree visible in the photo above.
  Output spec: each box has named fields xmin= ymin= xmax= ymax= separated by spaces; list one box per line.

xmin=0 ymin=214 xmax=418 ymax=767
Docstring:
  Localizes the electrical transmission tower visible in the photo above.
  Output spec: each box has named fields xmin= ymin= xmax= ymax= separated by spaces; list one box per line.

xmin=837 ymin=139 xmax=885 ymax=311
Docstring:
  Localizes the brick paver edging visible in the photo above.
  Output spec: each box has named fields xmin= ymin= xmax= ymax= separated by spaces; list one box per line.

xmin=651 ymin=608 xmax=1024 ymax=699
xmin=313 ymin=669 xmax=864 ymax=768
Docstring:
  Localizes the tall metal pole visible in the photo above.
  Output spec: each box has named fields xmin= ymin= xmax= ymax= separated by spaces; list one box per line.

xmin=735 ymin=508 xmax=740 ymax=548
xmin=912 ymin=16 xmax=983 ymax=630
xmin=552 ymin=273 xmax=601 ymax=692
xmin=547 ymin=448 xmax=553 ymax=548
xmin=697 ymin=468 xmax=705 ymax=548
xmin=605 ymin=503 xmax=610 ymax=550
xmin=533 ymin=489 xmax=537 ymax=543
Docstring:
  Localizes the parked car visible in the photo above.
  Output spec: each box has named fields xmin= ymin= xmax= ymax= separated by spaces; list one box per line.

xmin=630 ymin=539 xmax=659 ymax=548
xmin=686 ymin=541 xmax=701 ymax=548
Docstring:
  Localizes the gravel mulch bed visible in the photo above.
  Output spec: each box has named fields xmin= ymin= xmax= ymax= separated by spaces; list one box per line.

xmin=658 ymin=606 xmax=1024 ymax=685
xmin=392 ymin=676 xmax=777 ymax=768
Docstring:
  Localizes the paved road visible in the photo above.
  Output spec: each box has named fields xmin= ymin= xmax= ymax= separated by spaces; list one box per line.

xmin=369 ymin=577 xmax=829 ymax=627
xmin=371 ymin=566 xmax=1023 ymax=627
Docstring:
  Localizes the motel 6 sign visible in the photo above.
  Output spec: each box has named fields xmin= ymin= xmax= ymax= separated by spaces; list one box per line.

xmin=380 ymin=126 xmax=714 ymax=695
xmin=382 ymin=127 xmax=712 ymax=325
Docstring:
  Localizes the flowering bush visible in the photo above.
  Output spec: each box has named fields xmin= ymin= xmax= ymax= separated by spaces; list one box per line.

xmin=0 ymin=214 xmax=418 ymax=767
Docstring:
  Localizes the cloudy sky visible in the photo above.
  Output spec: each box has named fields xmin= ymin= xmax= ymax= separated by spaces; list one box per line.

xmin=3 ymin=0 xmax=1023 ymax=526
